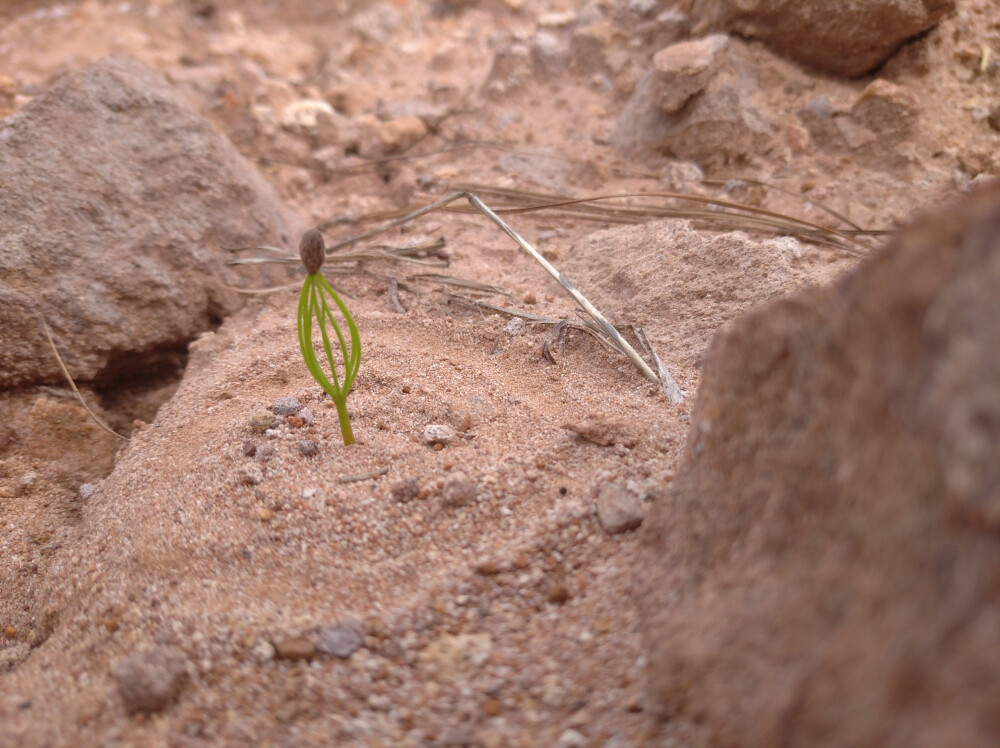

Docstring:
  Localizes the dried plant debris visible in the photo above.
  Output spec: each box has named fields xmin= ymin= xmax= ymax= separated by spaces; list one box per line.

xmin=230 ymin=190 xmax=687 ymax=401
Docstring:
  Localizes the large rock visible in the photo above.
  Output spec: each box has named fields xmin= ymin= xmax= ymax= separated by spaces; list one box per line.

xmin=0 ymin=54 xmax=302 ymax=389
xmin=690 ymin=0 xmax=954 ymax=77
xmin=637 ymin=184 xmax=1000 ymax=746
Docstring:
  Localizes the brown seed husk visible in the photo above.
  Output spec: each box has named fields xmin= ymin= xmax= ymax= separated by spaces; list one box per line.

xmin=299 ymin=228 xmax=325 ymax=274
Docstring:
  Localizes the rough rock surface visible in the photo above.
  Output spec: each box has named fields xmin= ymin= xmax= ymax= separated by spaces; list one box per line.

xmin=690 ymin=0 xmax=955 ymax=77
xmin=637 ymin=184 xmax=1000 ymax=747
xmin=0 ymin=54 xmax=302 ymax=389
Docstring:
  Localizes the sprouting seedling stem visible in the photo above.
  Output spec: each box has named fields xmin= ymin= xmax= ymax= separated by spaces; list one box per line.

xmin=296 ymin=228 xmax=361 ymax=446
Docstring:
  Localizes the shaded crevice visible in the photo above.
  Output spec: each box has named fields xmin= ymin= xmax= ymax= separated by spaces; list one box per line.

xmin=91 ymin=342 xmax=190 ymax=431
xmin=89 ymin=300 xmax=229 ymax=430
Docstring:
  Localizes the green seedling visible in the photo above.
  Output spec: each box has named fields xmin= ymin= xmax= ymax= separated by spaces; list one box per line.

xmin=297 ymin=228 xmax=361 ymax=446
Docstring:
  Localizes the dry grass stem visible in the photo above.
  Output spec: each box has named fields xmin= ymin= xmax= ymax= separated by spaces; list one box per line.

xmin=38 ymin=313 xmax=129 ymax=442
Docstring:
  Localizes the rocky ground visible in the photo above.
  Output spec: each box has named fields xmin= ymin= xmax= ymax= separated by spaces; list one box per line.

xmin=1 ymin=1 xmax=999 ymax=746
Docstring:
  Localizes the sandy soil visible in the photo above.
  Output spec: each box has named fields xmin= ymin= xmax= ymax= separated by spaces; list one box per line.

xmin=1 ymin=1 xmax=999 ymax=746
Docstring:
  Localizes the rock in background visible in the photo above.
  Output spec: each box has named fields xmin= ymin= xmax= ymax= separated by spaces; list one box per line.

xmin=636 ymin=184 xmax=1000 ymax=747
xmin=612 ymin=35 xmax=774 ymax=166
xmin=0 ymin=54 xmax=303 ymax=390
xmin=689 ymin=0 xmax=955 ymax=77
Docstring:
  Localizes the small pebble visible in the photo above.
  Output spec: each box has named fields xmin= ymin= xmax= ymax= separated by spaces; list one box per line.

xmin=252 ymin=640 xmax=276 ymax=662
xmin=237 ymin=466 xmax=264 ymax=486
xmin=254 ymin=444 xmax=277 ymax=463
xmin=547 ymin=584 xmax=571 ymax=604
xmin=474 ymin=561 xmax=501 ymax=576
xmin=258 ymin=507 xmax=274 ymax=522
xmin=111 ymin=646 xmax=189 ymax=715
xmin=299 ymin=407 xmax=314 ymax=426
xmin=422 ymin=424 xmax=457 ymax=446
xmin=272 ymin=396 xmax=302 ymax=416
xmin=273 ymin=636 xmax=317 ymax=661
xmin=286 ymin=415 xmax=304 ymax=428
xmin=242 ymin=441 xmax=257 ymax=458
xmin=595 ymin=482 xmax=644 ymax=534
xmin=591 ymin=618 xmax=614 ymax=634
xmin=389 ymin=477 xmax=421 ymax=503
xmin=555 ymin=728 xmax=586 ymax=748
xmin=804 ymin=95 xmax=833 ymax=119
xmin=298 ymin=440 xmax=319 ymax=457
xmin=441 ymin=472 xmax=478 ymax=508
xmin=78 ymin=483 xmax=95 ymax=500
xmin=249 ymin=412 xmax=278 ymax=433
xmin=4 ymin=626 xmax=16 ymax=639
xmin=504 ymin=317 xmax=525 ymax=336
xmin=316 ymin=619 xmax=365 ymax=658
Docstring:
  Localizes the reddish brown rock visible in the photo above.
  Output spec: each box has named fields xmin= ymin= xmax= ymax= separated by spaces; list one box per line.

xmin=273 ymin=636 xmax=317 ymax=661
xmin=637 ymin=184 xmax=1000 ymax=746
xmin=690 ymin=0 xmax=954 ymax=77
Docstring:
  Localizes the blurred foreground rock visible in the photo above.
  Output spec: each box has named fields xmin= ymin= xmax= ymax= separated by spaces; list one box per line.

xmin=690 ymin=0 xmax=954 ymax=77
xmin=0 ymin=54 xmax=302 ymax=390
xmin=637 ymin=184 xmax=1000 ymax=747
